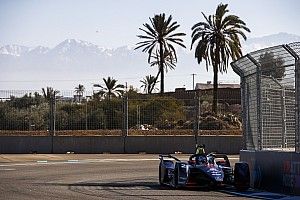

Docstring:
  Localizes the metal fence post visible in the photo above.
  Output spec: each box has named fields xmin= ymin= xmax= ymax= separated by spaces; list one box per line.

xmin=122 ymin=95 xmax=128 ymax=153
xmin=49 ymin=96 xmax=56 ymax=153
xmin=296 ymin=59 xmax=300 ymax=152
xmin=231 ymin=62 xmax=248 ymax=150
xmin=247 ymin=54 xmax=263 ymax=150
xmin=281 ymin=88 xmax=287 ymax=148
xmin=283 ymin=44 xmax=300 ymax=152
xmin=85 ymin=99 xmax=88 ymax=130
xmin=49 ymin=97 xmax=52 ymax=135
xmin=193 ymin=93 xmax=200 ymax=146
xmin=49 ymin=96 xmax=56 ymax=136
xmin=53 ymin=97 xmax=56 ymax=136
xmin=240 ymin=77 xmax=247 ymax=150
xmin=256 ymin=67 xmax=263 ymax=151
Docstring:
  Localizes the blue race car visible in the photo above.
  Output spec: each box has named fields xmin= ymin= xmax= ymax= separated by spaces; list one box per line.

xmin=159 ymin=153 xmax=250 ymax=190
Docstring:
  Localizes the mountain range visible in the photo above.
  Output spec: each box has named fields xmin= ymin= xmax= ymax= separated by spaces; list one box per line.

xmin=1 ymin=32 xmax=300 ymax=92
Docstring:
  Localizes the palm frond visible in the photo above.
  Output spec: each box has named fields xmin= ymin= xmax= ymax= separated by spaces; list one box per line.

xmin=135 ymin=13 xmax=186 ymax=93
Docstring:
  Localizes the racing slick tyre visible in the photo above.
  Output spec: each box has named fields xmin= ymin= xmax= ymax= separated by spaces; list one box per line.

xmin=172 ymin=164 xmax=179 ymax=189
xmin=234 ymin=162 xmax=250 ymax=191
xmin=159 ymin=160 xmax=173 ymax=186
xmin=159 ymin=163 xmax=165 ymax=186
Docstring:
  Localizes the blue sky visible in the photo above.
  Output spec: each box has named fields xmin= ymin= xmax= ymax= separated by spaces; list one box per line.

xmin=0 ymin=0 xmax=299 ymax=48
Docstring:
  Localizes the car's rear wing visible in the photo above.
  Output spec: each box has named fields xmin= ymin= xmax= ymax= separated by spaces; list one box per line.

xmin=207 ymin=153 xmax=231 ymax=167
xmin=159 ymin=154 xmax=181 ymax=162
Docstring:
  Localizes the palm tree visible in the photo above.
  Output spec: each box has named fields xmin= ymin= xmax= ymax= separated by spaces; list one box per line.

xmin=191 ymin=3 xmax=250 ymax=113
xmin=135 ymin=13 xmax=186 ymax=94
xmin=42 ymin=87 xmax=59 ymax=136
xmin=140 ymin=75 xmax=159 ymax=94
xmin=42 ymin=87 xmax=59 ymax=101
xmin=149 ymin=49 xmax=176 ymax=73
xmin=93 ymin=77 xmax=124 ymax=100
xmin=74 ymin=84 xmax=85 ymax=102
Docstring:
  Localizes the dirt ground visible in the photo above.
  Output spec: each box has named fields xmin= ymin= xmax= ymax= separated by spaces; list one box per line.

xmin=0 ymin=129 xmax=241 ymax=136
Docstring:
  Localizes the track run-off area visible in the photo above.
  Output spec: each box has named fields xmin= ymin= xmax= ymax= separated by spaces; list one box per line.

xmin=0 ymin=154 xmax=297 ymax=200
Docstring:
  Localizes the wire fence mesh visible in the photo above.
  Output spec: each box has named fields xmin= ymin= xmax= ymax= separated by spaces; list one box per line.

xmin=232 ymin=42 xmax=300 ymax=152
xmin=0 ymin=89 xmax=242 ymax=136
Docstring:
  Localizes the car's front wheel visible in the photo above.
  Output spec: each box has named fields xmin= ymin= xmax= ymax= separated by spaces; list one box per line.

xmin=159 ymin=163 xmax=164 ymax=186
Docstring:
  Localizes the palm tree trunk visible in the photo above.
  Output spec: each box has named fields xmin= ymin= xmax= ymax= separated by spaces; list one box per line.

xmin=149 ymin=70 xmax=160 ymax=94
xmin=213 ymin=67 xmax=218 ymax=114
xmin=108 ymin=91 xmax=111 ymax=101
xmin=159 ymin=42 xmax=164 ymax=94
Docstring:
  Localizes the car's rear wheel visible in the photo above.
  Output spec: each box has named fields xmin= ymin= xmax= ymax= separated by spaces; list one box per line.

xmin=234 ymin=162 xmax=250 ymax=191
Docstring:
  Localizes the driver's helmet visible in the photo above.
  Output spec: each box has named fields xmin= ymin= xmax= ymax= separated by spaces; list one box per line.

xmin=195 ymin=144 xmax=206 ymax=155
xmin=197 ymin=155 xmax=207 ymax=164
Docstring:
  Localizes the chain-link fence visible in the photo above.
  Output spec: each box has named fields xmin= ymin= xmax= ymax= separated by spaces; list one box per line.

xmin=232 ymin=42 xmax=300 ymax=152
xmin=0 ymin=89 xmax=242 ymax=136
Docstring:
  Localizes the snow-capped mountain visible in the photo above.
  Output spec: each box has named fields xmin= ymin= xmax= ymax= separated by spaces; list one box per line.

xmin=0 ymin=44 xmax=30 ymax=57
xmin=50 ymin=39 xmax=105 ymax=55
xmin=0 ymin=33 xmax=299 ymax=91
xmin=0 ymin=38 xmax=150 ymax=91
xmin=28 ymin=46 xmax=50 ymax=55
xmin=1 ymin=33 xmax=298 ymax=58
xmin=242 ymin=32 xmax=300 ymax=53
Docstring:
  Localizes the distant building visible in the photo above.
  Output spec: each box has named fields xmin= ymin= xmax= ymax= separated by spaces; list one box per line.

xmin=195 ymin=81 xmax=240 ymax=90
xmin=163 ymin=87 xmax=200 ymax=105
xmin=195 ymin=82 xmax=241 ymax=105
xmin=135 ymin=81 xmax=241 ymax=105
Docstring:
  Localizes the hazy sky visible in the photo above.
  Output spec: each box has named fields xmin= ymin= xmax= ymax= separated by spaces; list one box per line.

xmin=0 ymin=0 xmax=300 ymax=92
xmin=0 ymin=0 xmax=299 ymax=48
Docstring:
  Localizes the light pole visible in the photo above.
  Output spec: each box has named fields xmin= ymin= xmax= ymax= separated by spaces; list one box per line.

xmin=85 ymin=97 xmax=88 ymax=130
xmin=191 ymin=73 xmax=197 ymax=90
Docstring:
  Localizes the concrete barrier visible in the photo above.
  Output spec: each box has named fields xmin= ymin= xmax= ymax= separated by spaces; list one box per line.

xmin=0 ymin=136 xmax=52 ymax=153
xmin=240 ymin=150 xmax=300 ymax=195
xmin=125 ymin=135 xmax=242 ymax=154
xmin=53 ymin=136 xmax=124 ymax=153
xmin=0 ymin=135 xmax=242 ymax=154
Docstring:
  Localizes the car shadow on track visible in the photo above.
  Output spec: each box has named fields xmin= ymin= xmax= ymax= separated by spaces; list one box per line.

xmin=67 ymin=181 xmax=292 ymax=200
xmin=65 ymin=177 xmax=221 ymax=192
xmin=42 ymin=177 xmax=235 ymax=199
xmin=43 ymin=177 xmax=235 ymax=192
xmin=66 ymin=181 xmax=230 ymax=199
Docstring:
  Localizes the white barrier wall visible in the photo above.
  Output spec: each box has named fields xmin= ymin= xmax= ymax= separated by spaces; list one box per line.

xmin=240 ymin=150 xmax=300 ymax=195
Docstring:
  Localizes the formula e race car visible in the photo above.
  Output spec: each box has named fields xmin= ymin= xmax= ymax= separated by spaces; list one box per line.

xmin=159 ymin=153 xmax=250 ymax=190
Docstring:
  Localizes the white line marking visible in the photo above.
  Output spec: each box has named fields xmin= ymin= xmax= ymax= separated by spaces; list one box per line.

xmin=0 ymin=168 xmax=16 ymax=171
xmin=0 ymin=163 xmax=39 ymax=167
xmin=0 ymin=158 xmax=158 ymax=167
xmin=219 ymin=189 xmax=290 ymax=200
xmin=37 ymin=160 xmax=48 ymax=163
xmin=64 ymin=160 xmax=79 ymax=163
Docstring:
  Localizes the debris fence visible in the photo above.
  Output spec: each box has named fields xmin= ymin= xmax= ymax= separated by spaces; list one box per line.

xmin=232 ymin=42 xmax=300 ymax=152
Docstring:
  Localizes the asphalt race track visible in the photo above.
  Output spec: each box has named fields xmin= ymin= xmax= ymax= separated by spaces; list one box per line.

xmin=0 ymin=154 xmax=294 ymax=200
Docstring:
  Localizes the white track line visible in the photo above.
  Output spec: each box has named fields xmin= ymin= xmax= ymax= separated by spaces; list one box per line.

xmin=219 ymin=189 xmax=294 ymax=200
xmin=0 ymin=168 xmax=16 ymax=171
xmin=0 ymin=158 xmax=158 ymax=167
xmin=37 ymin=160 xmax=48 ymax=163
